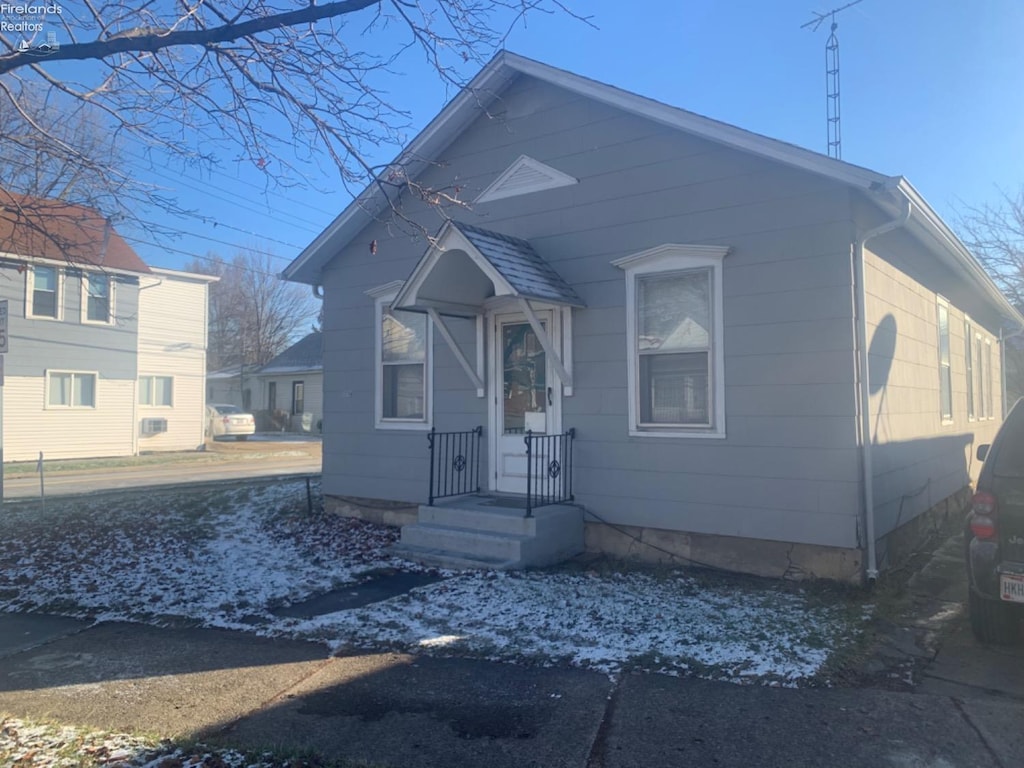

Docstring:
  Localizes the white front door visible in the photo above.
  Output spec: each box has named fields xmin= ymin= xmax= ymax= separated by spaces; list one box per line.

xmin=492 ymin=310 xmax=561 ymax=494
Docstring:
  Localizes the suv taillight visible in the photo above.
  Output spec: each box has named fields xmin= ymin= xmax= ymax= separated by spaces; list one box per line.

xmin=970 ymin=491 xmax=998 ymax=540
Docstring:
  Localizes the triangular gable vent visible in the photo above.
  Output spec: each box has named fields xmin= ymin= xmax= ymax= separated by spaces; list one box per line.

xmin=475 ymin=155 xmax=578 ymax=203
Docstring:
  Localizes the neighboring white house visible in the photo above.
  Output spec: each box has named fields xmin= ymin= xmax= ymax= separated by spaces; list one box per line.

xmin=137 ymin=267 xmax=220 ymax=453
xmin=0 ymin=192 xmax=217 ymax=462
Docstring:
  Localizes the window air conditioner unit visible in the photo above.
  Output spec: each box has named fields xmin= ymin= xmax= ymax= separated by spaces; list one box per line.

xmin=141 ymin=417 xmax=168 ymax=435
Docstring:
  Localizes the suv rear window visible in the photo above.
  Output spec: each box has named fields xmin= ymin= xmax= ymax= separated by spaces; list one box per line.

xmin=993 ymin=402 xmax=1024 ymax=478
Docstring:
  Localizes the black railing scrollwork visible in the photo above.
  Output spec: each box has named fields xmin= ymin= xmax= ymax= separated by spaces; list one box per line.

xmin=428 ymin=426 xmax=483 ymax=505
xmin=524 ymin=428 xmax=576 ymax=517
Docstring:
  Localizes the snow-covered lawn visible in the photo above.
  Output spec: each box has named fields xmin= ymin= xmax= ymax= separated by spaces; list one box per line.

xmin=0 ymin=480 xmax=866 ymax=686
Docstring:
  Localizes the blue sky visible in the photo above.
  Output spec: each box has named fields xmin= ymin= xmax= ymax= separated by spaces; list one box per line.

xmin=110 ymin=0 xmax=1024 ymax=273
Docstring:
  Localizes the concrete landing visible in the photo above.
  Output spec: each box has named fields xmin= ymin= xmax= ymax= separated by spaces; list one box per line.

xmin=394 ymin=495 xmax=584 ymax=570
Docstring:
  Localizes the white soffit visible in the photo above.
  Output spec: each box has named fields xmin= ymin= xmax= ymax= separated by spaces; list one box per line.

xmin=475 ymin=155 xmax=578 ymax=203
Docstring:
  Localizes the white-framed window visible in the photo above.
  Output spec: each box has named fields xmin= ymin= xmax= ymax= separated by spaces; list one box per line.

xmin=975 ymin=333 xmax=985 ymax=419
xmin=27 ymin=265 xmax=62 ymax=320
xmin=937 ymin=298 xmax=952 ymax=422
xmin=613 ymin=244 xmax=728 ymax=438
xmin=965 ymin=318 xmax=975 ymax=421
xmin=139 ymin=375 xmax=173 ymax=407
xmin=984 ymin=338 xmax=994 ymax=419
xmin=82 ymin=272 xmax=114 ymax=324
xmin=46 ymin=370 xmax=97 ymax=408
xmin=367 ymin=281 xmax=432 ymax=430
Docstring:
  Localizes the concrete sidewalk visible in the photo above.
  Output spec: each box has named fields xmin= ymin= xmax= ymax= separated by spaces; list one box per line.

xmin=0 ymin=609 xmax=1021 ymax=768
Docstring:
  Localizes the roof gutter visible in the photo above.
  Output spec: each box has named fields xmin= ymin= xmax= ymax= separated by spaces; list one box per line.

xmin=855 ymin=192 xmax=913 ymax=583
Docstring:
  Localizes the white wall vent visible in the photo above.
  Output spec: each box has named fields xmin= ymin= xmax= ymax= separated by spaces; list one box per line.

xmin=475 ymin=155 xmax=578 ymax=203
xmin=141 ymin=417 xmax=168 ymax=435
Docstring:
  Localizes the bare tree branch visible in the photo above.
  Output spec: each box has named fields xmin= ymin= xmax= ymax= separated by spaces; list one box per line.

xmin=0 ymin=0 xmax=381 ymax=74
xmin=185 ymin=246 xmax=318 ymax=370
xmin=0 ymin=1 xmax=591 ymax=251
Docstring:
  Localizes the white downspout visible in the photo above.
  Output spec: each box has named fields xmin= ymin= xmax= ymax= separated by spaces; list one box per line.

xmin=855 ymin=196 xmax=912 ymax=582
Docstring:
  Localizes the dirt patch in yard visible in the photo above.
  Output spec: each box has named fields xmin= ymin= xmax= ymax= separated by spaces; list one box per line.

xmin=204 ymin=436 xmax=322 ymax=460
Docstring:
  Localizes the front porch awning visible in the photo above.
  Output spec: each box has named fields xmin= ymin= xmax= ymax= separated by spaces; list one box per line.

xmin=392 ymin=220 xmax=584 ymax=317
xmin=392 ymin=221 xmax=584 ymax=396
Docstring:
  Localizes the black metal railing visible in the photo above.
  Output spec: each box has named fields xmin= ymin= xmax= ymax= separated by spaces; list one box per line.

xmin=524 ymin=428 xmax=575 ymax=517
xmin=428 ymin=426 xmax=483 ymax=505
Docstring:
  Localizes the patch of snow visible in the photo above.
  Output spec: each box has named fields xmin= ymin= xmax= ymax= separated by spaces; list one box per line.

xmin=0 ymin=481 xmax=865 ymax=686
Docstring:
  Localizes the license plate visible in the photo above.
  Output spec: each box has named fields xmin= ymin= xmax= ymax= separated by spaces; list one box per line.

xmin=1000 ymin=573 xmax=1024 ymax=603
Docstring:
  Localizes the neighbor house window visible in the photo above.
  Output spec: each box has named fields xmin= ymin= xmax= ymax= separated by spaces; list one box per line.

xmin=47 ymin=371 xmax=96 ymax=408
xmin=292 ymin=381 xmax=305 ymax=414
xmin=613 ymin=244 xmax=727 ymax=438
xmin=965 ymin=319 xmax=975 ymax=421
xmin=83 ymin=273 xmax=113 ymax=324
xmin=268 ymin=381 xmax=277 ymax=412
xmin=28 ymin=265 xmax=61 ymax=319
xmin=937 ymin=299 xmax=952 ymax=422
xmin=367 ymin=282 xmax=432 ymax=429
xmin=139 ymin=375 xmax=173 ymax=407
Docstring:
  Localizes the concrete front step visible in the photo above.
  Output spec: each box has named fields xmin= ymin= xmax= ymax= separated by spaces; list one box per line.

xmin=417 ymin=498 xmax=579 ymax=536
xmin=390 ymin=544 xmax=519 ymax=571
xmin=396 ymin=495 xmax=585 ymax=570
xmin=400 ymin=523 xmax=532 ymax=563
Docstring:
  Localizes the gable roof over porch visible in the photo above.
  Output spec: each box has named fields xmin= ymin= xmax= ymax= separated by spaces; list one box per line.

xmin=393 ymin=220 xmax=583 ymax=317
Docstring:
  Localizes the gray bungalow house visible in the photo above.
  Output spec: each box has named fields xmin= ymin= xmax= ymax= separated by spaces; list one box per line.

xmin=284 ymin=52 xmax=1023 ymax=583
xmin=257 ymin=331 xmax=324 ymax=433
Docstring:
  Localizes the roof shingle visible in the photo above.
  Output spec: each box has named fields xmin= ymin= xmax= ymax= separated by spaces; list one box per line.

xmin=0 ymin=192 xmax=150 ymax=274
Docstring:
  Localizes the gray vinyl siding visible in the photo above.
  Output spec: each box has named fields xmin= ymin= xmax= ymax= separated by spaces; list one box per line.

xmin=4 ymin=266 xmax=139 ymax=378
xmin=862 ymin=221 xmax=1003 ymax=553
xmin=318 ymin=76 xmax=865 ymax=548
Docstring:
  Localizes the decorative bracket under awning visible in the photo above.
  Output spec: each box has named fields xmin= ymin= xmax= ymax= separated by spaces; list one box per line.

xmin=391 ymin=220 xmax=584 ymax=397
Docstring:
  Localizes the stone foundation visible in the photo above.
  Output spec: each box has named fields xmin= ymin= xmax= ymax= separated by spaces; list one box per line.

xmin=324 ymin=495 xmax=419 ymax=528
xmin=584 ymin=522 xmax=863 ymax=584
xmin=326 ymin=488 xmax=970 ymax=585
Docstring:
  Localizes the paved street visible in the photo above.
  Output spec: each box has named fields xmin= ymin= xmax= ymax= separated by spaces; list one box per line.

xmin=2 ymin=436 xmax=321 ymax=499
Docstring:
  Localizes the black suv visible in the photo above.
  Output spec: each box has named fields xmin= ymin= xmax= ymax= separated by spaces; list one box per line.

xmin=966 ymin=398 xmax=1024 ymax=643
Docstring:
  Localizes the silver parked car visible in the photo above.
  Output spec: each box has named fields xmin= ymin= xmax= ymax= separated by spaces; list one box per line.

xmin=206 ymin=403 xmax=256 ymax=440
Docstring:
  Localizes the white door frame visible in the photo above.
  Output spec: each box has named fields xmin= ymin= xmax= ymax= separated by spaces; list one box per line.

xmin=488 ymin=305 xmax=563 ymax=493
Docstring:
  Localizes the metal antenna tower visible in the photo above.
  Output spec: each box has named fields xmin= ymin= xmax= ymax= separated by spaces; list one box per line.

xmin=801 ymin=0 xmax=866 ymax=160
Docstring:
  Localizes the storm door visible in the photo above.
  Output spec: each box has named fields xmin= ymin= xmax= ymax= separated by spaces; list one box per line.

xmin=492 ymin=310 xmax=561 ymax=493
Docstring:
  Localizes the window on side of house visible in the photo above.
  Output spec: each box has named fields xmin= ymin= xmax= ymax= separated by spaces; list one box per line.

xmin=292 ymin=381 xmax=305 ymax=414
xmin=47 ymin=371 xmax=96 ymax=408
xmin=268 ymin=381 xmax=277 ymax=412
xmin=381 ymin=308 xmax=429 ymax=422
xmin=83 ymin=273 xmax=113 ymax=324
xmin=139 ymin=375 xmax=173 ymax=406
xmin=29 ymin=265 xmax=61 ymax=319
xmin=613 ymin=244 xmax=727 ymax=438
xmin=937 ymin=299 xmax=952 ymax=422
xmin=965 ymin=319 xmax=975 ymax=421
xmin=975 ymin=334 xmax=985 ymax=419
xmin=984 ymin=338 xmax=994 ymax=419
